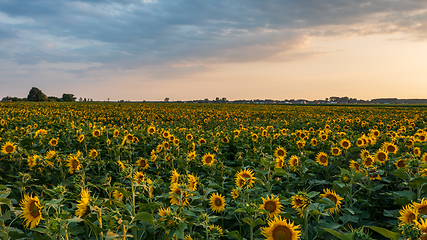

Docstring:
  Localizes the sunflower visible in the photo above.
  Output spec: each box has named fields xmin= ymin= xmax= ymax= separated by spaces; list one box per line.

xmin=260 ymin=195 xmax=283 ymax=218
xmin=163 ymin=141 xmax=170 ymax=150
xmin=276 ymin=157 xmax=285 ymax=168
xmin=27 ymin=155 xmax=40 ymax=169
xmin=162 ymin=131 xmax=170 ymax=138
xmin=92 ymin=129 xmax=101 ymax=137
xmin=356 ymin=138 xmax=365 ymax=147
xmin=208 ymin=225 xmax=224 ymax=237
xmin=288 ymin=155 xmax=299 ymax=168
xmin=235 ymin=169 xmax=256 ymax=189
xmin=209 ymin=192 xmax=226 ymax=213
xmin=422 ymin=153 xmax=427 ymax=163
xmin=136 ymin=157 xmax=149 ymax=169
xmin=186 ymin=134 xmax=193 ymax=141
xmin=415 ymin=217 xmax=427 ymax=240
xmin=235 ymin=175 xmax=246 ymax=188
xmin=187 ymin=151 xmax=196 ymax=161
xmin=133 ymin=171 xmax=145 ymax=184
xmin=310 ymin=138 xmax=318 ymax=146
xmin=20 ymin=193 xmax=44 ymax=228
xmin=170 ymin=169 xmax=180 ymax=184
xmin=291 ymin=194 xmax=308 ymax=210
xmin=374 ymin=150 xmax=387 ymax=164
xmin=363 ymin=155 xmax=375 ymax=168
xmin=173 ymin=139 xmax=180 ymax=146
xmin=398 ymin=204 xmax=418 ymax=225
xmin=274 ymin=147 xmax=287 ymax=158
xmin=169 ymin=184 xmax=189 ymax=206
xmin=1 ymin=141 xmax=17 ymax=154
xmin=261 ymin=216 xmax=301 ymax=240
xmin=113 ymin=190 xmax=123 ymax=201
xmin=231 ymin=189 xmax=239 ymax=199
xmin=320 ymin=188 xmax=343 ymax=214
xmin=45 ymin=150 xmax=56 ymax=160
xmin=221 ymin=137 xmax=229 ymax=143
xmin=147 ymin=126 xmax=156 ymax=135
xmin=414 ymin=147 xmax=422 ymax=157
xmin=394 ymin=159 xmax=407 ymax=169
xmin=187 ymin=174 xmax=198 ymax=191
xmin=48 ymin=138 xmax=58 ymax=147
xmin=251 ymin=133 xmax=258 ymax=141
xmin=117 ymin=160 xmax=125 ymax=172
xmin=360 ymin=149 xmax=370 ymax=159
xmin=315 ymin=152 xmax=328 ymax=166
xmin=382 ymin=142 xmax=398 ymax=154
xmin=199 ymin=138 xmax=207 ymax=144
xmin=201 ymin=153 xmax=215 ymax=166
xmin=125 ymin=134 xmax=134 ymax=142
xmin=296 ymin=140 xmax=305 ymax=149
xmin=158 ymin=206 xmax=171 ymax=221
xmin=331 ymin=147 xmax=341 ymax=156
xmin=67 ymin=156 xmax=81 ymax=173
xmin=366 ymin=167 xmax=381 ymax=180
xmin=89 ymin=149 xmax=98 ymax=158
xmin=113 ymin=129 xmax=119 ymax=138
xmin=75 ymin=189 xmax=90 ymax=218
xmin=413 ymin=198 xmax=427 ymax=215
xmin=78 ymin=134 xmax=85 ymax=143
xmin=340 ymin=139 xmax=351 ymax=150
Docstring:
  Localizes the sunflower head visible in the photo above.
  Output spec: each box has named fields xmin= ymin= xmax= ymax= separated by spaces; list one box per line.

xmin=20 ymin=193 xmax=44 ymax=228
xmin=320 ymin=188 xmax=343 ymax=214
xmin=260 ymin=195 xmax=283 ymax=218
xmin=315 ymin=152 xmax=328 ymax=166
xmin=398 ymin=204 xmax=419 ymax=225
xmin=261 ymin=216 xmax=301 ymax=240
xmin=137 ymin=157 xmax=149 ymax=169
xmin=274 ymin=147 xmax=287 ymax=158
xmin=201 ymin=153 xmax=215 ymax=166
xmin=209 ymin=192 xmax=226 ymax=213
xmin=1 ymin=141 xmax=17 ymax=155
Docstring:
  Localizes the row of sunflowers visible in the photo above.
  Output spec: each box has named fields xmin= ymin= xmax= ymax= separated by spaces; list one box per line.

xmin=0 ymin=102 xmax=426 ymax=240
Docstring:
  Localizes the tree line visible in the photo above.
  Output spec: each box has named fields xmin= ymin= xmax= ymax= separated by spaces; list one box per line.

xmin=1 ymin=87 xmax=81 ymax=102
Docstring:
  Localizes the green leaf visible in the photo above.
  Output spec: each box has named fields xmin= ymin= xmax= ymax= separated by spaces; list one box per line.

xmin=274 ymin=168 xmax=287 ymax=177
xmin=367 ymin=226 xmax=400 ymax=240
xmin=391 ymin=168 xmax=409 ymax=181
xmin=408 ymin=177 xmax=427 ymax=190
xmin=0 ymin=210 xmax=11 ymax=221
xmin=67 ymin=216 xmax=84 ymax=223
xmin=133 ymin=212 xmax=154 ymax=225
xmin=228 ymin=230 xmax=244 ymax=240
xmin=174 ymin=222 xmax=187 ymax=239
xmin=321 ymin=228 xmax=355 ymax=240
xmin=0 ymin=197 xmax=11 ymax=207
xmin=339 ymin=214 xmax=359 ymax=224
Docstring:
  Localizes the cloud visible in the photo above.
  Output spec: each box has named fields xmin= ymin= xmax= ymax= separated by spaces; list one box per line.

xmin=0 ymin=0 xmax=427 ymax=75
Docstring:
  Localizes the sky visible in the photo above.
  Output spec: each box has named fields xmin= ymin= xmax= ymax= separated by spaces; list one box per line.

xmin=1 ymin=0 xmax=427 ymax=101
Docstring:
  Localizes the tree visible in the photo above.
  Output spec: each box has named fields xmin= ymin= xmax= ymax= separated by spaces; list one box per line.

xmin=164 ymin=97 xmax=169 ymax=102
xmin=27 ymin=87 xmax=47 ymax=102
xmin=62 ymin=93 xmax=76 ymax=102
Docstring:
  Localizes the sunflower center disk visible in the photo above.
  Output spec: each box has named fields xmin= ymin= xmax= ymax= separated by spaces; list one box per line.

xmin=215 ymin=199 xmax=222 ymax=206
xmin=265 ymin=201 xmax=276 ymax=212
xmin=30 ymin=202 xmax=41 ymax=217
xmin=5 ymin=146 xmax=14 ymax=153
xmin=272 ymin=226 xmax=292 ymax=240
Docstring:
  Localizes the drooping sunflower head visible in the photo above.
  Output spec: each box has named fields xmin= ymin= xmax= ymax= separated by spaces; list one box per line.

xmin=1 ymin=141 xmax=17 ymax=155
xmin=315 ymin=152 xmax=328 ymax=167
xmin=170 ymin=169 xmax=180 ymax=184
xmin=113 ymin=190 xmax=123 ymax=201
xmin=158 ymin=206 xmax=171 ymax=221
xmin=209 ymin=192 xmax=226 ymax=213
xmin=20 ymin=193 xmax=44 ymax=229
xmin=201 ymin=153 xmax=215 ymax=166
xmin=320 ymin=188 xmax=343 ymax=214
xmin=45 ymin=150 xmax=56 ymax=160
xmin=398 ymin=204 xmax=419 ymax=225
xmin=187 ymin=174 xmax=198 ymax=191
xmin=231 ymin=189 xmax=239 ymax=199
xmin=274 ymin=147 xmax=287 ymax=158
xmin=261 ymin=216 xmax=301 ymax=240
xmin=414 ymin=217 xmax=427 ymax=240
xmin=133 ymin=171 xmax=145 ymax=184
xmin=208 ymin=224 xmax=224 ymax=237
xmin=260 ymin=195 xmax=283 ymax=218
xmin=169 ymin=183 xmax=189 ymax=206
xmin=75 ymin=189 xmax=90 ymax=218
xmin=288 ymin=155 xmax=299 ymax=168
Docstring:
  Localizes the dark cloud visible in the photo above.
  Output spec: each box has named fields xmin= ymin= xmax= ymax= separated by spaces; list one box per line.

xmin=0 ymin=0 xmax=427 ymax=71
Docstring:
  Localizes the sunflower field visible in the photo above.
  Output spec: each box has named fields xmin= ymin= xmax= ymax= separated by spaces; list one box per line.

xmin=0 ymin=102 xmax=426 ymax=240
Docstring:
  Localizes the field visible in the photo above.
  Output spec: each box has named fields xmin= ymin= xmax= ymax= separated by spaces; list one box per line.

xmin=0 ymin=102 xmax=426 ymax=240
